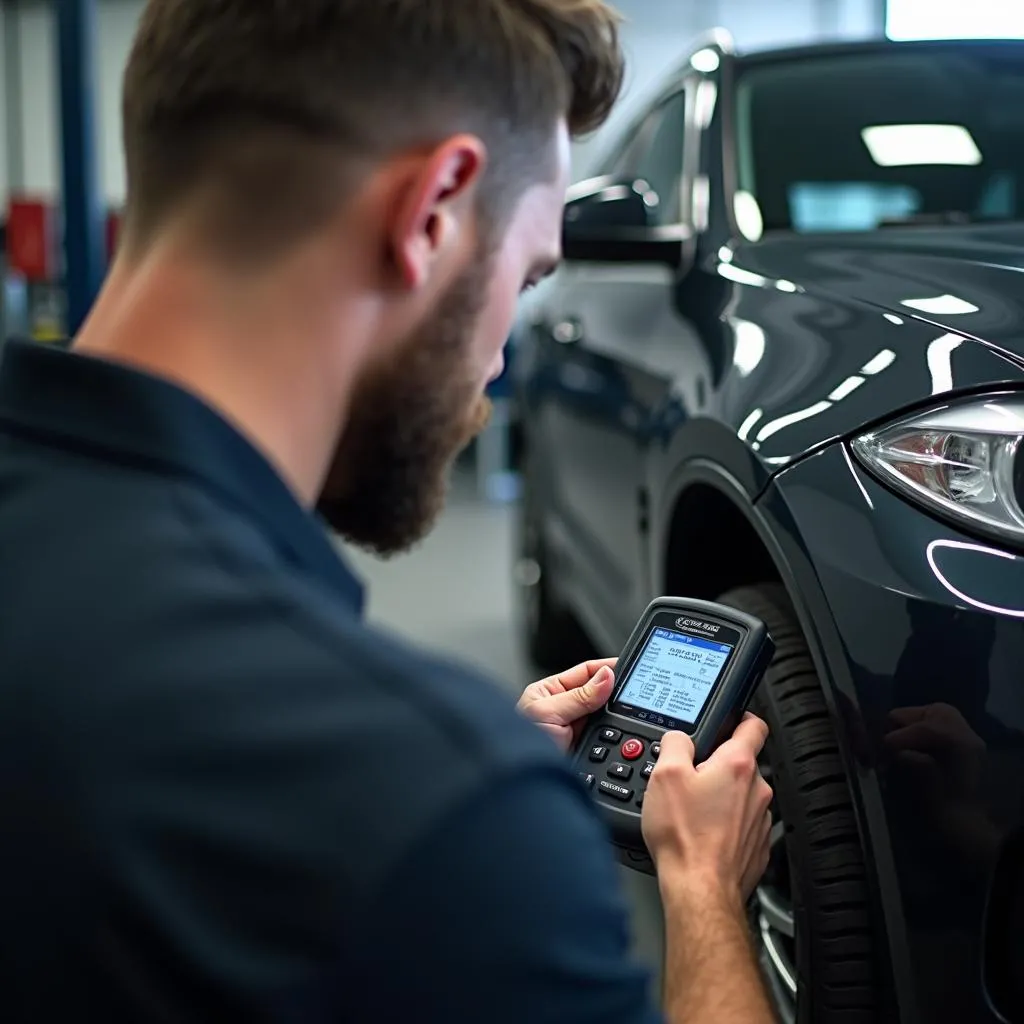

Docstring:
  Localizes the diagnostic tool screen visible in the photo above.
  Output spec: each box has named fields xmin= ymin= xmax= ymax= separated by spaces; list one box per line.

xmin=617 ymin=628 xmax=733 ymax=724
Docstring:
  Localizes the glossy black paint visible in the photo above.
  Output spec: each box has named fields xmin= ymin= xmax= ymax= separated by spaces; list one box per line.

xmin=769 ymin=445 xmax=1024 ymax=1024
xmin=512 ymin=34 xmax=1024 ymax=1024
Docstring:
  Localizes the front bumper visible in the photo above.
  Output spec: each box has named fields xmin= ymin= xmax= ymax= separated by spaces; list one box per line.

xmin=767 ymin=442 xmax=1024 ymax=1024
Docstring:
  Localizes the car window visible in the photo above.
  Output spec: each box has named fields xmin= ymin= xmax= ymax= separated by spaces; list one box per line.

xmin=631 ymin=90 xmax=687 ymax=226
xmin=735 ymin=43 xmax=1024 ymax=233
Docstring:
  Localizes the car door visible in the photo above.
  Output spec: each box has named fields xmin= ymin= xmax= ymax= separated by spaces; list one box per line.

xmin=542 ymin=85 xmax=702 ymax=646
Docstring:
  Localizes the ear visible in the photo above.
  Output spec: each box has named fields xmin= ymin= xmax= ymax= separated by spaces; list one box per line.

xmin=389 ymin=135 xmax=487 ymax=291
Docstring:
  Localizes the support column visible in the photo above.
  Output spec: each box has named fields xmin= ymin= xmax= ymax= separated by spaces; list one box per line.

xmin=3 ymin=1 xmax=27 ymax=196
xmin=57 ymin=0 xmax=104 ymax=338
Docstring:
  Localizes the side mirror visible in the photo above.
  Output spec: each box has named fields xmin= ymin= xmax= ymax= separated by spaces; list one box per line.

xmin=562 ymin=177 xmax=689 ymax=267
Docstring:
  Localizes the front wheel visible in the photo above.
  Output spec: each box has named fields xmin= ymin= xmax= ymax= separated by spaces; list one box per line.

xmin=718 ymin=584 xmax=880 ymax=1024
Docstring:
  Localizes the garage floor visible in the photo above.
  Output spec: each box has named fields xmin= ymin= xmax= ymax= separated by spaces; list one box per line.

xmin=341 ymin=464 xmax=531 ymax=697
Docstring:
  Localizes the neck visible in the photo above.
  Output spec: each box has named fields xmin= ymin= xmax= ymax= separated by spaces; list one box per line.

xmin=73 ymin=235 xmax=374 ymax=508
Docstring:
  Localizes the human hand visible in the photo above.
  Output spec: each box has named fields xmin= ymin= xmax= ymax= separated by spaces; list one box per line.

xmin=517 ymin=658 xmax=617 ymax=752
xmin=641 ymin=714 xmax=773 ymax=905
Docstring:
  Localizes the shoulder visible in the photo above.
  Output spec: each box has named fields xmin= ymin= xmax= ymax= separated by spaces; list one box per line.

xmin=62 ymin=485 xmax=570 ymax=869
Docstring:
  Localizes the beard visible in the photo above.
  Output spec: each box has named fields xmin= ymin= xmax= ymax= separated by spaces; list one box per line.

xmin=316 ymin=255 xmax=495 ymax=557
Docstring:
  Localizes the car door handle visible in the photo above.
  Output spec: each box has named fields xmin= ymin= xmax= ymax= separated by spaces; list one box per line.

xmin=552 ymin=318 xmax=584 ymax=345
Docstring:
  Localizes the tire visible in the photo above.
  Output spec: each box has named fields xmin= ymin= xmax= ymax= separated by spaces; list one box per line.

xmin=515 ymin=452 xmax=592 ymax=673
xmin=718 ymin=584 xmax=879 ymax=1024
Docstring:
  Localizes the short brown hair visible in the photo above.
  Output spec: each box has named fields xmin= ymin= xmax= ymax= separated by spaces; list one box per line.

xmin=120 ymin=0 xmax=625 ymax=262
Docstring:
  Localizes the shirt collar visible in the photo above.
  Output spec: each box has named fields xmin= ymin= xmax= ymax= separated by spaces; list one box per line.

xmin=0 ymin=340 xmax=365 ymax=614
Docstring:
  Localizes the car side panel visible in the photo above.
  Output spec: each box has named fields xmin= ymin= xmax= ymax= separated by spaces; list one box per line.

xmin=523 ymin=262 xmax=709 ymax=650
xmin=772 ymin=442 xmax=1024 ymax=1024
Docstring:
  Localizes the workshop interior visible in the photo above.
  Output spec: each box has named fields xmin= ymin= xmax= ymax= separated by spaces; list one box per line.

xmin=5 ymin=0 xmax=1024 ymax=1021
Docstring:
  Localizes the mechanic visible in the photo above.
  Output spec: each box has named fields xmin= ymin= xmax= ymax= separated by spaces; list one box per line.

xmin=0 ymin=3 xmax=775 ymax=1023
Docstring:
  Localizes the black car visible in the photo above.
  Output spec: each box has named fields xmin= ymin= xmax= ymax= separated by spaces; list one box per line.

xmin=512 ymin=32 xmax=1024 ymax=1024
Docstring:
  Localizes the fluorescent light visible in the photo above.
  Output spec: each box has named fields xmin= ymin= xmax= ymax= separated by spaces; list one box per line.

xmin=888 ymin=0 xmax=1024 ymax=40
xmin=718 ymin=263 xmax=769 ymax=288
xmin=733 ymin=321 xmax=766 ymax=376
xmin=733 ymin=191 xmax=764 ymax=242
xmin=695 ymin=82 xmax=718 ymax=129
xmin=775 ymin=279 xmax=799 ymax=293
xmin=829 ymin=376 xmax=866 ymax=402
xmin=927 ymin=333 xmax=965 ymax=394
xmin=902 ymin=294 xmax=980 ymax=315
xmin=862 ymin=349 xmax=897 ymax=375
xmin=738 ymin=409 xmax=764 ymax=441
xmin=690 ymin=48 xmax=720 ymax=73
xmin=755 ymin=402 xmax=832 ymax=444
xmin=862 ymin=124 xmax=982 ymax=167
xmin=884 ymin=313 xmax=905 ymax=326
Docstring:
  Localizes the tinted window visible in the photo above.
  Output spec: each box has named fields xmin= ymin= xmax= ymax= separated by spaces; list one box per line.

xmin=735 ymin=43 xmax=1024 ymax=233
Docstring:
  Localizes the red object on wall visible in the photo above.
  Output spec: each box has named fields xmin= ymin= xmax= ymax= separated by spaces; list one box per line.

xmin=6 ymin=198 xmax=57 ymax=283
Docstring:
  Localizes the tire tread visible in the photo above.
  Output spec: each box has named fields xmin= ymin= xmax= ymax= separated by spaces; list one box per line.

xmin=719 ymin=584 xmax=879 ymax=1024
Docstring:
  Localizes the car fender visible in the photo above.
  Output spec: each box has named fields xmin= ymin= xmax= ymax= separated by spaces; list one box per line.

xmin=653 ymin=456 xmax=919 ymax=1024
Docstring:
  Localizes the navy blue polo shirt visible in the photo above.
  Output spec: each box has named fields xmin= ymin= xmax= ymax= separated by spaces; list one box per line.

xmin=0 ymin=341 xmax=661 ymax=1024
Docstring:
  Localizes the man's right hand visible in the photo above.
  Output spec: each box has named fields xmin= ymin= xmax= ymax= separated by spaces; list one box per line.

xmin=641 ymin=713 xmax=773 ymax=904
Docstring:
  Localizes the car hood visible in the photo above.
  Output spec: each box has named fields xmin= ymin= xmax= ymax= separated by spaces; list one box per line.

xmin=738 ymin=223 xmax=1024 ymax=359
xmin=720 ymin=224 xmax=1024 ymax=466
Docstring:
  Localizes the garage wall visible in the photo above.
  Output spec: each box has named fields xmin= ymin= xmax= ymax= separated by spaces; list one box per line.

xmin=0 ymin=7 xmax=8 ymax=205
xmin=0 ymin=0 xmax=883 ymax=208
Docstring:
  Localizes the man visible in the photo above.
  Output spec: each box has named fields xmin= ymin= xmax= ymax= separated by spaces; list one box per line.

xmin=0 ymin=2 xmax=775 ymax=1022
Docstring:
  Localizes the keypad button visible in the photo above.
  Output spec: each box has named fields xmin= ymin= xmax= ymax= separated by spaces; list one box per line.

xmin=589 ymin=745 xmax=609 ymax=763
xmin=598 ymin=779 xmax=633 ymax=802
xmin=599 ymin=727 xmax=622 ymax=744
xmin=621 ymin=738 xmax=645 ymax=761
xmin=651 ymin=743 xmax=661 ymax=760
xmin=577 ymin=772 xmax=596 ymax=789
xmin=641 ymin=761 xmax=656 ymax=780
xmin=608 ymin=762 xmax=633 ymax=781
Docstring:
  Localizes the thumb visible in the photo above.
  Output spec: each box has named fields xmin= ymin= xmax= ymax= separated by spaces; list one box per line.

xmin=532 ymin=666 xmax=614 ymax=727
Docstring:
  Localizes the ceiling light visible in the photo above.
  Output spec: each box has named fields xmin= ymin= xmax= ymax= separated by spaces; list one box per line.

xmin=829 ymin=376 xmax=866 ymax=402
xmin=862 ymin=349 xmax=897 ymax=375
xmin=733 ymin=321 xmax=766 ymax=376
xmin=690 ymin=48 xmax=721 ymax=73
xmin=902 ymin=294 xmax=980 ymax=315
xmin=862 ymin=124 xmax=982 ymax=167
xmin=733 ymin=191 xmax=764 ymax=242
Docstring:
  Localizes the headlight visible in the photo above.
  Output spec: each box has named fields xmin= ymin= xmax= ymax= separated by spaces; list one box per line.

xmin=852 ymin=395 xmax=1024 ymax=543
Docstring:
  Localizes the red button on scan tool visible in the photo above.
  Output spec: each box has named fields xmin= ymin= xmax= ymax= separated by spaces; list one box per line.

xmin=621 ymin=738 xmax=644 ymax=761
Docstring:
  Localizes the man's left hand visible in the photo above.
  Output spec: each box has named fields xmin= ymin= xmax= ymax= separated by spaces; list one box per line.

xmin=518 ymin=658 xmax=617 ymax=752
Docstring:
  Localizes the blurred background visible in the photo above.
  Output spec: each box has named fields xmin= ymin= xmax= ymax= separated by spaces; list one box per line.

xmin=1 ymin=0 xmax=1024 ymax=688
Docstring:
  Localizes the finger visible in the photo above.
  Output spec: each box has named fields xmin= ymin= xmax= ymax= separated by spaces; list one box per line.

xmin=552 ymin=657 xmax=618 ymax=693
xmin=724 ymin=713 xmax=770 ymax=761
xmin=535 ymin=721 xmax=572 ymax=752
xmin=521 ymin=666 xmax=615 ymax=727
xmin=658 ymin=730 xmax=696 ymax=767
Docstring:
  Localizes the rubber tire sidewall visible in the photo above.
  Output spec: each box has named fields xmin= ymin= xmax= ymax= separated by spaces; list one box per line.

xmin=719 ymin=584 xmax=880 ymax=1024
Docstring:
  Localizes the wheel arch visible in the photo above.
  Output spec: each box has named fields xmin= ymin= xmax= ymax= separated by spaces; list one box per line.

xmin=656 ymin=460 xmax=918 ymax=1024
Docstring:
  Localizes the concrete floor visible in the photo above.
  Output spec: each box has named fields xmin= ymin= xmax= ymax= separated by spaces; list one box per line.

xmin=340 ymin=461 xmax=667 ymax=997
xmin=341 ymin=464 xmax=531 ymax=696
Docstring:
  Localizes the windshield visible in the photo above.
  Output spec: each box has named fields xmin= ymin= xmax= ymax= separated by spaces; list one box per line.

xmin=734 ymin=43 xmax=1024 ymax=234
